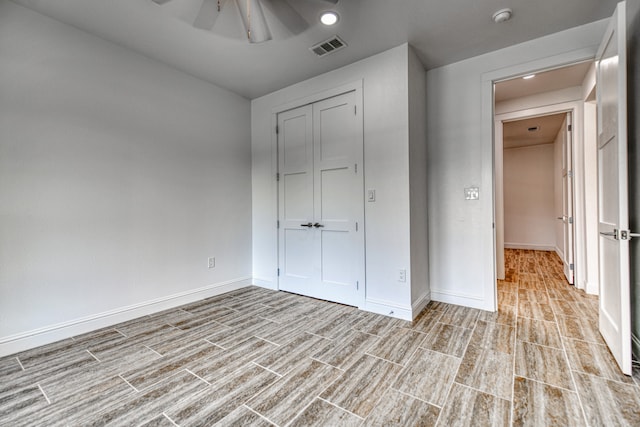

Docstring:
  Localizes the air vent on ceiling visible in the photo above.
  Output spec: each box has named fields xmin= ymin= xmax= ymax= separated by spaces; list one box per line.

xmin=528 ymin=126 xmax=540 ymax=132
xmin=310 ymin=35 xmax=347 ymax=57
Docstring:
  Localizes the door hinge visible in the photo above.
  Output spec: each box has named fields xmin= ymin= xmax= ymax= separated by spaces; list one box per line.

xmin=569 ymin=217 xmax=573 ymax=225
xmin=568 ymin=170 xmax=573 ymax=178
xmin=570 ymin=263 xmax=574 ymax=271
xmin=354 ymin=105 xmax=357 ymax=115
xmin=277 ymin=220 xmax=280 ymax=229
xmin=277 ymin=268 xmax=280 ymax=276
xmin=276 ymin=125 xmax=279 ymax=134
xmin=355 ymin=163 xmax=357 ymax=173
xmin=355 ymin=222 xmax=358 ymax=231
xmin=276 ymin=172 xmax=280 ymax=181
xmin=356 ymin=280 xmax=359 ymax=290
xmin=568 ymin=124 xmax=572 ymax=132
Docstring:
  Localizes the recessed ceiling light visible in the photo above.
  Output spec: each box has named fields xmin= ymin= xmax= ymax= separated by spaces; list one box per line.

xmin=523 ymin=74 xmax=536 ymax=80
xmin=320 ymin=11 xmax=339 ymax=26
xmin=492 ymin=8 xmax=513 ymax=24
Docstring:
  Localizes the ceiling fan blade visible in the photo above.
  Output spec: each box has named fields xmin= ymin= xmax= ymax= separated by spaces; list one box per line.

xmin=262 ymin=0 xmax=308 ymax=35
xmin=235 ymin=0 xmax=272 ymax=43
xmin=193 ymin=0 xmax=222 ymax=30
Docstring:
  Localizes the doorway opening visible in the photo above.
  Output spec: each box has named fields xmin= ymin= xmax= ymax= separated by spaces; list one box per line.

xmin=492 ymin=61 xmax=599 ymax=300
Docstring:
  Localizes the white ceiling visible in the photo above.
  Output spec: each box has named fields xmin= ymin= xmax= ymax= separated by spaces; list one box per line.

xmin=503 ymin=113 xmax=567 ymax=149
xmin=495 ymin=61 xmax=593 ymax=102
xmin=10 ymin=0 xmax=618 ymax=99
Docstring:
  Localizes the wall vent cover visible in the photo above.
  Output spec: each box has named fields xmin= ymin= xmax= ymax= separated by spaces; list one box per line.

xmin=310 ymin=35 xmax=347 ymax=57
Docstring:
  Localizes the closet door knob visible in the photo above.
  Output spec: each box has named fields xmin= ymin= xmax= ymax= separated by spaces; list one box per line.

xmin=301 ymin=222 xmax=313 ymax=228
xmin=313 ymin=223 xmax=324 ymax=228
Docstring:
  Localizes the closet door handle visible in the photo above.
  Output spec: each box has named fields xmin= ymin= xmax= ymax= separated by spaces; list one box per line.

xmin=301 ymin=222 xmax=313 ymax=228
xmin=313 ymin=223 xmax=324 ymax=228
xmin=599 ymin=230 xmax=618 ymax=239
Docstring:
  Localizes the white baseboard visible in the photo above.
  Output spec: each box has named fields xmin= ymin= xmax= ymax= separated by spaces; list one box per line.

xmin=584 ymin=280 xmax=599 ymax=296
xmin=430 ymin=288 xmax=490 ymax=310
xmin=252 ymin=277 xmax=277 ymax=290
xmin=0 ymin=277 xmax=252 ymax=358
xmin=633 ymin=333 xmax=640 ymax=361
xmin=364 ymin=298 xmax=412 ymax=321
xmin=555 ymin=246 xmax=564 ymax=260
xmin=411 ymin=292 xmax=431 ymax=320
xmin=504 ymin=243 xmax=555 ymax=251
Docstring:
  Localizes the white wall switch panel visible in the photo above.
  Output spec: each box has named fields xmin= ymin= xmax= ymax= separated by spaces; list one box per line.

xmin=367 ymin=189 xmax=376 ymax=202
xmin=398 ymin=269 xmax=406 ymax=282
xmin=464 ymin=187 xmax=479 ymax=200
xmin=208 ymin=257 xmax=215 ymax=268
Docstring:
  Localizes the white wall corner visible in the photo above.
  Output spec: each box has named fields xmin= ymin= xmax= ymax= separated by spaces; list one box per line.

xmin=430 ymin=288 xmax=488 ymax=310
xmin=252 ymin=277 xmax=277 ymax=290
xmin=0 ymin=277 xmax=252 ymax=358
xmin=364 ymin=298 xmax=413 ymax=321
xmin=411 ymin=292 xmax=431 ymax=320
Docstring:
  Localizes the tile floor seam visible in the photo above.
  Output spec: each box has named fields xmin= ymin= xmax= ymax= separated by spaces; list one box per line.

xmin=243 ymin=403 xmax=279 ymax=426
xmin=250 ymin=361 xmax=284 ymax=378
xmin=316 ymin=396 xmax=365 ymax=420
xmin=86 ymin=349 xmax=101 ymax=362
xmin=416 ymin=345 xmax=463 ymax=360
xmin=161 ymin=412 xmax=180 ymax=426
xmin=113 ymin=327 xmax=128 ymax=338
xmin=143 ymin=345 xmax=164 ymax=358
xmin=118 ymin=374 xmax=140 ymax=393
xmin=361 ymin=352 xmax=407 ymax=368
xmin=184 ymin=368 xmax=212 ymax=386
xmin=36 ymin=383 xmax=51 ymax=405
xmin=389 ymin=385 xmax=443 ymax=409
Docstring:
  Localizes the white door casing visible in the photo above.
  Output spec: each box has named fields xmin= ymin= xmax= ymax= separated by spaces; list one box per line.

xmin=596 ymin=1 xmax=631 ymax=375
xmin=277 ymin=90 xmax=365 ymax=307
xmin=562 ymin=113 xmax=575 ymax=284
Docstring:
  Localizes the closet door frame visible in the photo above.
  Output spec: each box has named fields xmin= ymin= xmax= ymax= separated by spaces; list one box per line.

xmin=271 ymin=80 xmax=365 ymax=308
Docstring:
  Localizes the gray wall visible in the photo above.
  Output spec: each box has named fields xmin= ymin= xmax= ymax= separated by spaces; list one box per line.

xmin=426 ymin=20 xmax=607 ymax=310
xmin=627 ymin=0 xmax=640 ymax=358
xmin=0 ymin=2 xmax=252 ymax=355
xmin=252 ymin=45 xmax=419 ymax=319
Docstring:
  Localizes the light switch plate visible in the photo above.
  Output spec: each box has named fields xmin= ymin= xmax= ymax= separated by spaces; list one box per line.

xmin=465 ymin=187 xmax=479 ymax=200
xmin=367 ymin=189 xmax=376 ymax=202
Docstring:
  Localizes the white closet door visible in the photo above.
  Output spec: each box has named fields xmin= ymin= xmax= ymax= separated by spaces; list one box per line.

xmin=278 ymin=91 xmax=364 ymax=307
xmin=312 ymin=91 xmax=363 ymax=306
xmin=278 ymin=105 xmax=314 ymax=295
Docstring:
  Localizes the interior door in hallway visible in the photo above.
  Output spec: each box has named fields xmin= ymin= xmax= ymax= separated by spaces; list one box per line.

xmin=561 ymin=113 xmax=575 ymax=284
xmin=278 ymin=91 xmax=364 ymax=307
xmin=596 ymin=1 xmax=631 ymax=375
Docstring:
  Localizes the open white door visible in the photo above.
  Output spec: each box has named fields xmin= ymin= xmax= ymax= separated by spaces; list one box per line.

xmin=596 ymin=1 xmax=632 ymax=375
xmin=561 ymin=113 xmax=575 ymax=284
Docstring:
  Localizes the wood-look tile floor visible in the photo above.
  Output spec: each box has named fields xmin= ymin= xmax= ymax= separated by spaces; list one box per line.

xmin=1 ymin=249 xmax=639 ymax=426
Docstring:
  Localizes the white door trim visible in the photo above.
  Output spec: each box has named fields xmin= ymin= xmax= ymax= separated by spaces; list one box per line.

xmin=495 ymin=103 xmax=583 ymax=288
xmin=270 ymin=80 xmax=365 ymax=307
xmin=481 ymin=47 xmax=598 ymax=311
